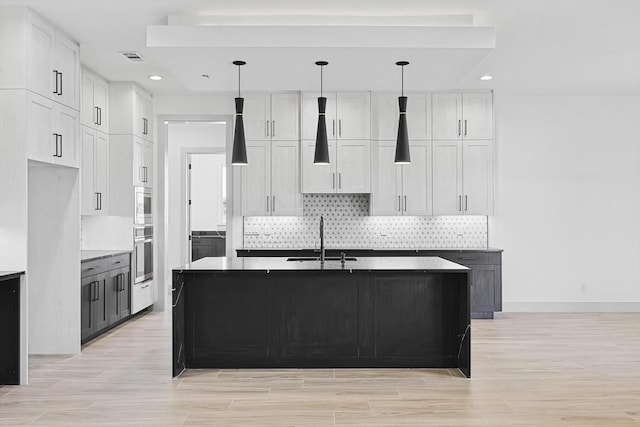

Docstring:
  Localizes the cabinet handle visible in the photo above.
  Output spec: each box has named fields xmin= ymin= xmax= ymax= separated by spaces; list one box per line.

xmin=458 ymin=195 xmax=462 ymax=212
xmin=265 ymin=120 xmax=269 ymax=137
xmin=338 ymin=173 xmax=342 ymax=189
xmin=89 ymin=281 xmax=94 ymax=302
xmin=145 ymin=166 xmax=148 ymax=183
xmin=398 ymin=195 xmax=401 ymax=211
xmin=464 ymin=119 xmax=467 ymax=136
xmin=332 ymin=173 xmax=335 ymax=189
xmin=332 ymin=119 xmax=335 ymax=137
xmin=53 ymin=133 xmax=59 ymax=157
xmin=95 ymin=193 xmax=100 ymax=210
xmin=99 ymin=192 xmax=102 ymax=210
xmin=98 ymin=107 xmax=102 ymax=126
xmin=458 ymin=120 xmax=461 ymax=137
xmin=53 ymin=70 xmax=59 ymax=94
xmin=94 ymin=106 xmax=99 ymax=125
xmin=272 ymin=196 xmax=276 ymax=212
xmin=272 ymin=120 xmax=275 ymax=137
xmin=266 ymin=196 xmax=269 ymax=212
xmin=465 ymin=195 xmax=468 ymax=211
xmin=404 ymin=195 xmax=407 ymax=211
xmin=58 ymin=72 xmax=62 ymax=96
xmin=339 ymin=119 xmax=342 ymax=137
xmin=59 ymin=134 xmax=62 ymax=158
xmin=94 ymin=281 xmax=99 ymax=301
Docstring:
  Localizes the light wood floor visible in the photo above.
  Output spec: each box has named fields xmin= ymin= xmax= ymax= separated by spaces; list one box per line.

xmin=1 ymin=312 xmax=640 ymax=426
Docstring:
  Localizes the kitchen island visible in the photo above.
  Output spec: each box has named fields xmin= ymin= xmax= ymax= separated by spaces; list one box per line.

xmin=172 ymin=257 xmax=471 ymax=377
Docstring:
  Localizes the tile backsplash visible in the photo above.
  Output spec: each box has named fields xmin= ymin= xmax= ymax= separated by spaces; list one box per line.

xmin=243 ymin=194 xmax=488 ymax=249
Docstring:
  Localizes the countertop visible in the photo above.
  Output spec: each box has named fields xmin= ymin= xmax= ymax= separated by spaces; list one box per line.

xmin=81 ymin=250 xmax=132 ymax=262
xmin=175 ymin=256 xmax=469 ymax=272
xmin=238 ymin=247 xmax=503 ymax=253
xmin=0 ymin=271 xmax=25 ymax=281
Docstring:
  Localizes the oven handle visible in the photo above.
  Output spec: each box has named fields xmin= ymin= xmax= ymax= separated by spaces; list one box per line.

xmin=134 ymin=238 xmax=153 ymax=243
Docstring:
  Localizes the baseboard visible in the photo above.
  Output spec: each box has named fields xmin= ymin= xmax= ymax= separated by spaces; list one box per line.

xmin=503 ymin=301 xmax=640 ymax=312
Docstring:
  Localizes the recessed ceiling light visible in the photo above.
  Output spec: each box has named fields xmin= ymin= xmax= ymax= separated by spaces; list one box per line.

xmin=479 ymin=75 xmax=493 ymax=81
xmin=148 ymin=75 xmax=163 ymax=81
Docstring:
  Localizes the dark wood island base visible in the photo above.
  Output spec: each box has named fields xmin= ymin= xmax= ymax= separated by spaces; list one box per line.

xmin=172 ymin=257 xmax=471 ymax=378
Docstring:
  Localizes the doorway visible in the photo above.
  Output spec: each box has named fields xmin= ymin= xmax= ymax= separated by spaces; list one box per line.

xmin=187 ymin=153 xmax=227 ymax=261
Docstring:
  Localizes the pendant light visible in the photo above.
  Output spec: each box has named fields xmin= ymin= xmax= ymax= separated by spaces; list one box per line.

xmin=395 ymin=61 xmax=411 ymax=164
xmin=231 ymin=60 xmax=248 ymax=165
xmin=314 ymin=61 xmax=330 ymax=165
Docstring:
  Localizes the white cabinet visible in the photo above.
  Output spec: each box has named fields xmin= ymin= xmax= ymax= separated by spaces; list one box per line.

xmin=432 ymin=92 xmax=493 ymax=140
xmin=372 ymin=140 xmax=432 ymax=216
xmin=301 ymin=139 xmax=370 ymax=194
xmin=301 ymin=92 xmax=370 ymax=140
xmin=133 ymin=88 xmax=153 ymax=142
xmin=81 ymin=68 xmax=109 ymax=133
xmin=432 ymin=140 xmax=494 ymax=215
xmin=371 ymin=93 xmax=431 ymax=140
xmin=243 ymin=93 xmax=300 ymax=141
xmin=53 ymin=32 xmax=80 ymax=110
xmin=133 ymin=137 xmax=153 ymax=188
xmin=26 ymin=91 xmax=80 ymax=168
xmin=81 ymin=127 xmax=108 ymax=215
xmin=110 ymin=83 xmax=153 ymax=143
xmin=242 ymin=140 xmax=301 ymax=216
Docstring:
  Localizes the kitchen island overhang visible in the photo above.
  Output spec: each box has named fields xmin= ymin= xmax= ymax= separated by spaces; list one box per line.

xmin=172 ymin=257 xmax=471 ymax=378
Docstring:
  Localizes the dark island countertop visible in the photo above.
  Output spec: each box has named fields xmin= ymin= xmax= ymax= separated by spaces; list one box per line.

xmin=81 ymin=250 xmax=132 ymax=262
xmin=175 ymin=256 xmax=469 ymax=273
xmin=237 ymin=248 xmax=503 ymax=257
xmin=0 ymin=271 xmax=25 ymax=281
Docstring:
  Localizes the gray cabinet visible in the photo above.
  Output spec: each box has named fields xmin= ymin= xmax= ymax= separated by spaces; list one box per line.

xmin=191 ymin=232 xmax=226 ymax=261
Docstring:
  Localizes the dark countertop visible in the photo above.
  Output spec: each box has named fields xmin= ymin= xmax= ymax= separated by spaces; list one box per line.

xmin=81 ymin=250 xmax=132 ymax=262
xmin=0 ymin=271 xmax=25 ymax=281
xmin=175 ymin=256 xmax=469 ymax=272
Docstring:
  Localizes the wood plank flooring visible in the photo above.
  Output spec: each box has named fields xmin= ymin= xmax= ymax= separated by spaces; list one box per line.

xmin=1 ymin=312 xmax=640 ymax=426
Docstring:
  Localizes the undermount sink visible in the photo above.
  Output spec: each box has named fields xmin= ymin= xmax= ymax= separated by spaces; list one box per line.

xmin=286 ymin=257 xmax=357 ymax=262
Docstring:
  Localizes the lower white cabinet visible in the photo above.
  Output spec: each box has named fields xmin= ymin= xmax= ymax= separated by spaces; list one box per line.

xmin=26 ymin=91 xmax=79 ymax=168
xmin=81 ymin=126 xmax=108 ymax=215
xmin=432 ymin=139 xmax=494 ymax=215
xmin=372 ymin=140 xmax=432 ymax=216
xmin=242 ymin=140 xmax=301 ymax=216
xmin=301 ymin=139 xmax=371 ymax=194
xmin=132 ymin=280 xmax=153 ymax=315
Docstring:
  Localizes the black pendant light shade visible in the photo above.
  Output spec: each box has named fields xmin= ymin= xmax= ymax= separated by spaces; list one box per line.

xmin=395 ymin=61 xmax=411 ymax=164
xmin=314 ymin=61 xmax=330 ymax=165
xmin=231 ymin=60 xmax=248 ymax=165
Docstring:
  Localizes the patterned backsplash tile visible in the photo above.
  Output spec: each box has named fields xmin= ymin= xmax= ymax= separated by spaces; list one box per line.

xmin=243 ymin=194 xmax=488 ymax=249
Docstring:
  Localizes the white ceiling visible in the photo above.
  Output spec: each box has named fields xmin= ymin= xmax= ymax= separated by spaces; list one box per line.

xmin=1 ymin=0 xmax=639 ymax=96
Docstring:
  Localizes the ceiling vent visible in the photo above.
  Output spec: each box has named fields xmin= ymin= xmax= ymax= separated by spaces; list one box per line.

xmin=120 ymin=51 xmax=144 ymax=62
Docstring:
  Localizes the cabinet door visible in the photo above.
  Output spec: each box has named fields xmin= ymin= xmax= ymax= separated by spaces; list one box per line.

xmin=55 ymin=104 xmax=80 ymax=168
xmin=133 ymin=89 xmax=144 ymax=138
xmin=106 ymin=269 xmax=120 ymax=325
xmin=470 ymin=265 xmax=498 ymax=319
xmin=432 ymin=140 xmax=463 ymax=215
xmin=132 ymin=137 xmax=144 ymax=186
xmin=81 ymin=127 xmax=97 ymax=215
xmin=432 ymin=93 xmax=462 ymax=140
xmin=337 ymin=92 xmax=370 ymax=139
xmin=26 ymin=92 xmax=56 ymax=163
xmin=94 ymin=274 xmax=108 ymax=333
xmin=402 ymin=140 xmax=431 ymax=216
xmin=462 ymin=140 xmax=494 ymax=215
xmin=95 ymin=132 xmax=109 ymax=213
xmin=142 ymin=141 xmax=153 ymax=188
xmin=336 ymin=140 xmax=370 ymax=193
xmin=81 ymin=278 xmax=95 ymax=341
xmin=142 ymin=93 xmax=153 ymax=141
xmin=408 ymin=94 xmax=431 ymax=140
xmin=463 ymin=93 xmax=493 ymax=140
xmin=270 ymin=93 xmax=300 ymax=141
xmin=54 ymin=32 xmax=80 ymax=110
xmin=271 ymin=140 xmax=301 ymax=215
xmin=371 ymin=141 xmax=401 ymax=215
xmin=242 ymin=141 xmax=271 ymax=215
xmin=243 ymin=93 xmax=270 ymax=141
xmin=26 ymin=12 xmax=54 ymax=101
xmin=94 ymin=77 xmax=109 ymax=133
xmin=81 ymin=73 xmax=96 ymax=128
xmin=301 ymin=140 xmax=336 ymax=194
xmin=301 ymin=92 xmax=337 ymax=140
xmin=371 ymin=93 xmax=398 ymax=140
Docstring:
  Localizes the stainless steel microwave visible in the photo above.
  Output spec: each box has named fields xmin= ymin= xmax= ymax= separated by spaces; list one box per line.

xmin=134 ymin=187 xmax=152 ymax=225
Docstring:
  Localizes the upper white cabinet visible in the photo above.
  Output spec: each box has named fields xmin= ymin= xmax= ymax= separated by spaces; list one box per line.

xmin=432 ymin=139 xmax=494 ymax=215
xmin=133 ymin=137 xmax=153 ymax=188
xmin=371 ymin=93 xmax=431 ymax=140
xmin=371 ymin=140 xmax=432 ymax=216
xmin=243 ymin=93 xmax=299 ymax=141
xmin=26 ymin=91 xmax=80 ymax=168
xmin=301 ymin=92 xmax=370 ymax=140
xmin=301 ymin=139 xmax=370 ymax=194
xmin=81 ymin=127 xmax=108 ymax=215
xmin=0 ymin=8 xmax=80 ymax=110
xmin=81 ymin=68 xmax=109 ymax=133
xmin=110 ymin=83 xmax=153 ymax=143
xmin=432 ymin=93 xmax=493 ymax=140
xmin=242 ymin=140 xmax=301 ymax=216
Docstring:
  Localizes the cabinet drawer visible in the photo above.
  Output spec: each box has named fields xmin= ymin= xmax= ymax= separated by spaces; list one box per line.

xmin=81 ymin=259 xmax=105 ymax=277
xmin=132 ymin=280 xmax=153 ymax=314
xmin=437 ymin=252 xmax=500 ymax=265
xmin=106 ymin=254 xmax=130 ymax=271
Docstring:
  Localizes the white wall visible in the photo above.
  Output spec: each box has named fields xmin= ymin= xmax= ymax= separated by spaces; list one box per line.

xmin=491 ymin=95 xmax=640 ymax=311
xmin=190 ymin=153 xmax=226 ymax=231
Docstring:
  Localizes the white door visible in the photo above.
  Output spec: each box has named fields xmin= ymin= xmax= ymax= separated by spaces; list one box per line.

xmin=26 ymin=13 xmax=54 ymax=101
xmin=81 ymin=127 xmax=97 ymax=215
xmin=371 ymin=141 xmax=401 ymax=215
xmin=26 ymin=92 xmax=56 ymax=163
xmin=95 ymin=131 xmax=109 ymax=214
xmin=463 ymin=140 xmax=494 ymax=215
xmin=463 ymin=93 xmax=493 ymax=140
xmin=270 ymin=93 xmax=299 ymax=141
xmin=302 ymin=140 xmax=336 ymax=194
xmin=271 ymin=141 xmax=301 ymax=215
xmin=336 ymin=140 xmax=370 ymax=193
xmin=242 ymin=141 xmax=271 ymax=215
xmin=54 ymin=33 xmax=80 ymax=110
xmin=243 ymin=93 xmax=270 ymax=141
xmin=301 ymin=92 xmax=337 ymax=140
xmin=55 ymin=104 xmax=80 ymax=168
xmin=432 ymin=140 xmax=463 ymax=215
xmin=337 ymin=92 xmax=370 ymax=139
xmin=408 ymin=94 xmax=431 ymax=140
xmin=371 ymin=93 xmax=398 ymax=141
xmin=402 ymin=140 xmax=431 ymax=216
xmin=432 ymin=93 xmax=462 ymax=140
xmin=81 ymin=73 xmax=95 ymax=128
xmin=93 ymin=77 xmax=109 ymax=133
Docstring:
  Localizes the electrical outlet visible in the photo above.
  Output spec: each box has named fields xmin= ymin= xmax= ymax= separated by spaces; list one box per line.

xmin=580 ymin=282 xmax=587 ymax=292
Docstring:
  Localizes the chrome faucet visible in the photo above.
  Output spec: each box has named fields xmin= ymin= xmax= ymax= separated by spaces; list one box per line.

xmin=319 ymin=216 xmax=325 ymax=264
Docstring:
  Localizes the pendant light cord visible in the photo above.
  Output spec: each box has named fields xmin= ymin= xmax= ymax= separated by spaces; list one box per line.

xmin=401 ymin=64 xmax=404 ymax=97
xmin=320 ymin=65 xmax=323 ymax=97
xmin=238 ymin=65 xmax=241 ymax=97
